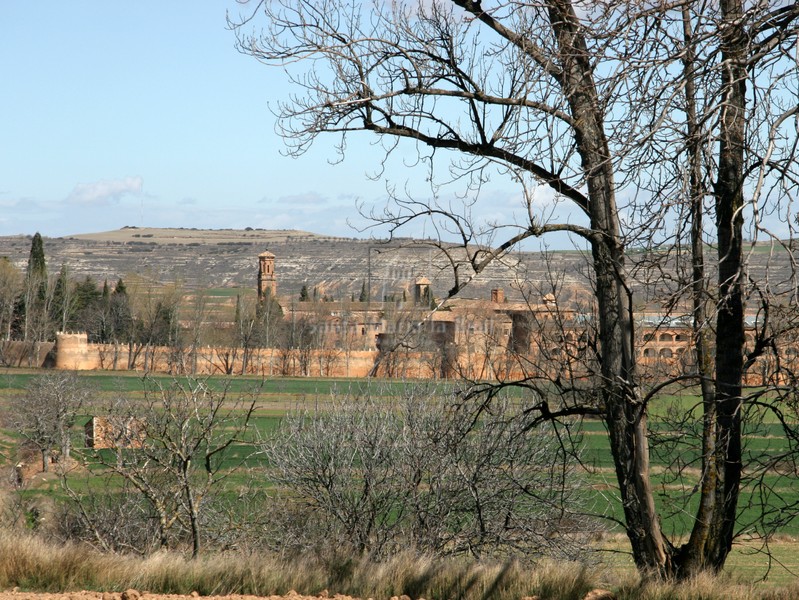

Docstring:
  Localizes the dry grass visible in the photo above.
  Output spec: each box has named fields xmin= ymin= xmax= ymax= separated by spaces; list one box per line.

xmin=1 ymin=529 xmax=799 ymax=600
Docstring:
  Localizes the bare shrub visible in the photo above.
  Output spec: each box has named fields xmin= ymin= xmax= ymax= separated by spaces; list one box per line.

xmin=56 ymin=479 xmax=163 ymax=555
xmin=6 ymin=371 xmax=93 ymax=472
xmin=263 ymin=383 xmax=596 ymax=562
xmin=62 ymin=375 xmax=260 ymax=557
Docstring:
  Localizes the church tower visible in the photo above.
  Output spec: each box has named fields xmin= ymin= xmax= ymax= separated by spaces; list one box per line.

xmin=414 ymin=276 xmax=431 ymax=305
xmin=257 ymin=251 xmax=277 ymax=300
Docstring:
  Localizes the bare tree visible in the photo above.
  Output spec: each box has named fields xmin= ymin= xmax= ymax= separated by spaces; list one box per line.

xmin=233 ymin=0 xmax=799 ymax=578
xmin=0 ymin=258 xmax=23 ymax=363
xmin=76 ymin=376 xmax=259 ymax=558
xmin=126 ymin=279 xmax=182 ymax=372
xmin=7 ymin=372 xmax=93 ymax=472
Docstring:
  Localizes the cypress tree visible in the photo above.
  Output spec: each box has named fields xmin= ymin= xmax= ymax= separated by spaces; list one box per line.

xmin=26 ymin=233 xmax=46 ymax=280
xmin=20 ymin=232 xmax=48 ymax=341
xmin=110 ymin=279 xmax=133 ymax=343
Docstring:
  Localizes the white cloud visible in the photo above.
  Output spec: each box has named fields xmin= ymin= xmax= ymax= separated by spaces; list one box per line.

xmin=67 ymin=176 xmax=143 ymax=206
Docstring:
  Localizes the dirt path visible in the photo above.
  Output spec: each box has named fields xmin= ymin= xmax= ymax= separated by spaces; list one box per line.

xmin=0 ymin=592 xmax=365 ymax=600
xmin=0 ymin=587 xmax=614 ymax=600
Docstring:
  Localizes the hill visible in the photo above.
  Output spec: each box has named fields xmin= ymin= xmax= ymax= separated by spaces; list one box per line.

xmin=0 ymin=228 xmax=795 ymax=308
xmin=0 ymin=227 xmax=593 ymax=303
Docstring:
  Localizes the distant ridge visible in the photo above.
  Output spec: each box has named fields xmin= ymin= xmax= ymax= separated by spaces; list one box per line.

xmin=67 ymin=227 xmax=340 ymax=245
xmin=0 ymin=228 xmax=794 ymax=307
xmin=1 ymin=227 xmax=575 ymax=302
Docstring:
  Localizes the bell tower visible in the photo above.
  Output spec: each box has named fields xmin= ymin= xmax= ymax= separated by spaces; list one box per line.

xmin=414 ymin=276 xmax=431 ymax=305
xmin=257 ymin=251 xmax=277 ymax=300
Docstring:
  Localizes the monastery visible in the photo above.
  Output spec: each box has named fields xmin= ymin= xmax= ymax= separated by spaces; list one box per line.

xmin=46 ymin=250 xmax=783 ymax=383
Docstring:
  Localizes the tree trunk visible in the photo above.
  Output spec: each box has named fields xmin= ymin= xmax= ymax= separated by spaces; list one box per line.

xmin=705 ymin=0 xmax=747 ymax=570
xmin=547 ymin=0 xmax=670 ymax=576
xmin=674 ymin=7 xmax=719 ymax=577
xmin=185 ymin=474 xmax=202 ymax=559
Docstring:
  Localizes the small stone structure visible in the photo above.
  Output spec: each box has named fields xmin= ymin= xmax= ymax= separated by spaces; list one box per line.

xmin=85 ymin=416 xmax=145 ymax=449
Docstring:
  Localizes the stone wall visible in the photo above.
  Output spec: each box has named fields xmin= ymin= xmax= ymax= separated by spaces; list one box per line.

xmin=0 ymin=340 xmax=55 ymax=368
xmin=53 ymin=332 xmax=385 ymax=377
xmin=48 ymin=330 xmax=793 ymax=385
xmin=55 ymin=333 xmax=92 ymax=370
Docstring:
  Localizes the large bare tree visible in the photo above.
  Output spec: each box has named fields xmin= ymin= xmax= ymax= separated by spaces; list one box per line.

xmin=232 ymin=0 xmax=799 ymax=578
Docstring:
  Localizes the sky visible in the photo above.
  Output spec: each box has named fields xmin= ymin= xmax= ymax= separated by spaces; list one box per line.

xmin=0 ymin=1 xmax=523 ymax=240
xmin=2 ymin=3 xmax=794 ymax=251
xmin=0 ymin=0 xmax=562 ymax=250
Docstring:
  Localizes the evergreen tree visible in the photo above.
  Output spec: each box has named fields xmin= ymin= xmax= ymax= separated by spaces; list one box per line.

xmin=73 ymin=276 xmax=102 ymax=314
xmin=113 ymin=278 xmax=127 ymax=296
xmin=299 ymin=285 xmax=309 ymax=302
xmin=359 ymin=280 xmax=368 ymax=302
xmin=49 ymin=265 xmax=71 ymax=332
xmin=26 ymin=232 xmax=46 ymax=280
xmin=73 ymin=277 xmax=103 ymax=340
xmin=110 ymin=279 xmax=133 ymax=343
xmin=20 ymin=232 xmax=49 ymax=341
xmin=234 ymin=294 xmax=242 ymax=329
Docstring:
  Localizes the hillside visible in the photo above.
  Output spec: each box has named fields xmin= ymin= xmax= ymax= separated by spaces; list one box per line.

xmin=0 ymin=227 xmax=593 ymax=303
xmin=0 ymin=228 xmax=795 ymax=308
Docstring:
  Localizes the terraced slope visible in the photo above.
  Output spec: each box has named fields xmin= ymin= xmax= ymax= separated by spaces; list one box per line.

xmin=0 ymin=228 xmax=795 ymax=307
xmin=0 ymin=228 xmax=592 ymax=303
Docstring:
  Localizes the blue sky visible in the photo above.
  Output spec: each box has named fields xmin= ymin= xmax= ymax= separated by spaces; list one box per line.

xmin=1 ymin=3 xmax=793 ymax=251
xmin=0 ymin=1 xmax=454 ymax=238
xmin=0 ymin=2 xmax=597 ymax=251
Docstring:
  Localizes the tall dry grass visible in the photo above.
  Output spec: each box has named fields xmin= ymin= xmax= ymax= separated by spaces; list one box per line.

xmin=1 ymin=530 xmax=799 ymax=599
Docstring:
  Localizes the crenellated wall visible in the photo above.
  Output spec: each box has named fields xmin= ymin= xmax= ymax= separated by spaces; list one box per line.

xmin=46 ymin=328 xmax=794 ymax=385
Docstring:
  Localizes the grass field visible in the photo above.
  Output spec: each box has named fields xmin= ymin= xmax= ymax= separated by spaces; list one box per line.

xmin=2 ymin=367 xmax=799 ymax=586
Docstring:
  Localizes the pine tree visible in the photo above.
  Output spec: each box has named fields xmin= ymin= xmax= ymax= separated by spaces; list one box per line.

xmin=359 ymin=280 xmax=368 ymax=302
xmin=299 ymin=285 xmax=309 ymax=302
xmin=113 ymin=278 xmax=127 ymax=296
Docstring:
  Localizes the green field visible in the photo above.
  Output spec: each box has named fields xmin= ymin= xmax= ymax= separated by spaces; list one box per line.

xmin=2 ymin=367 xmax=799 ymax=583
